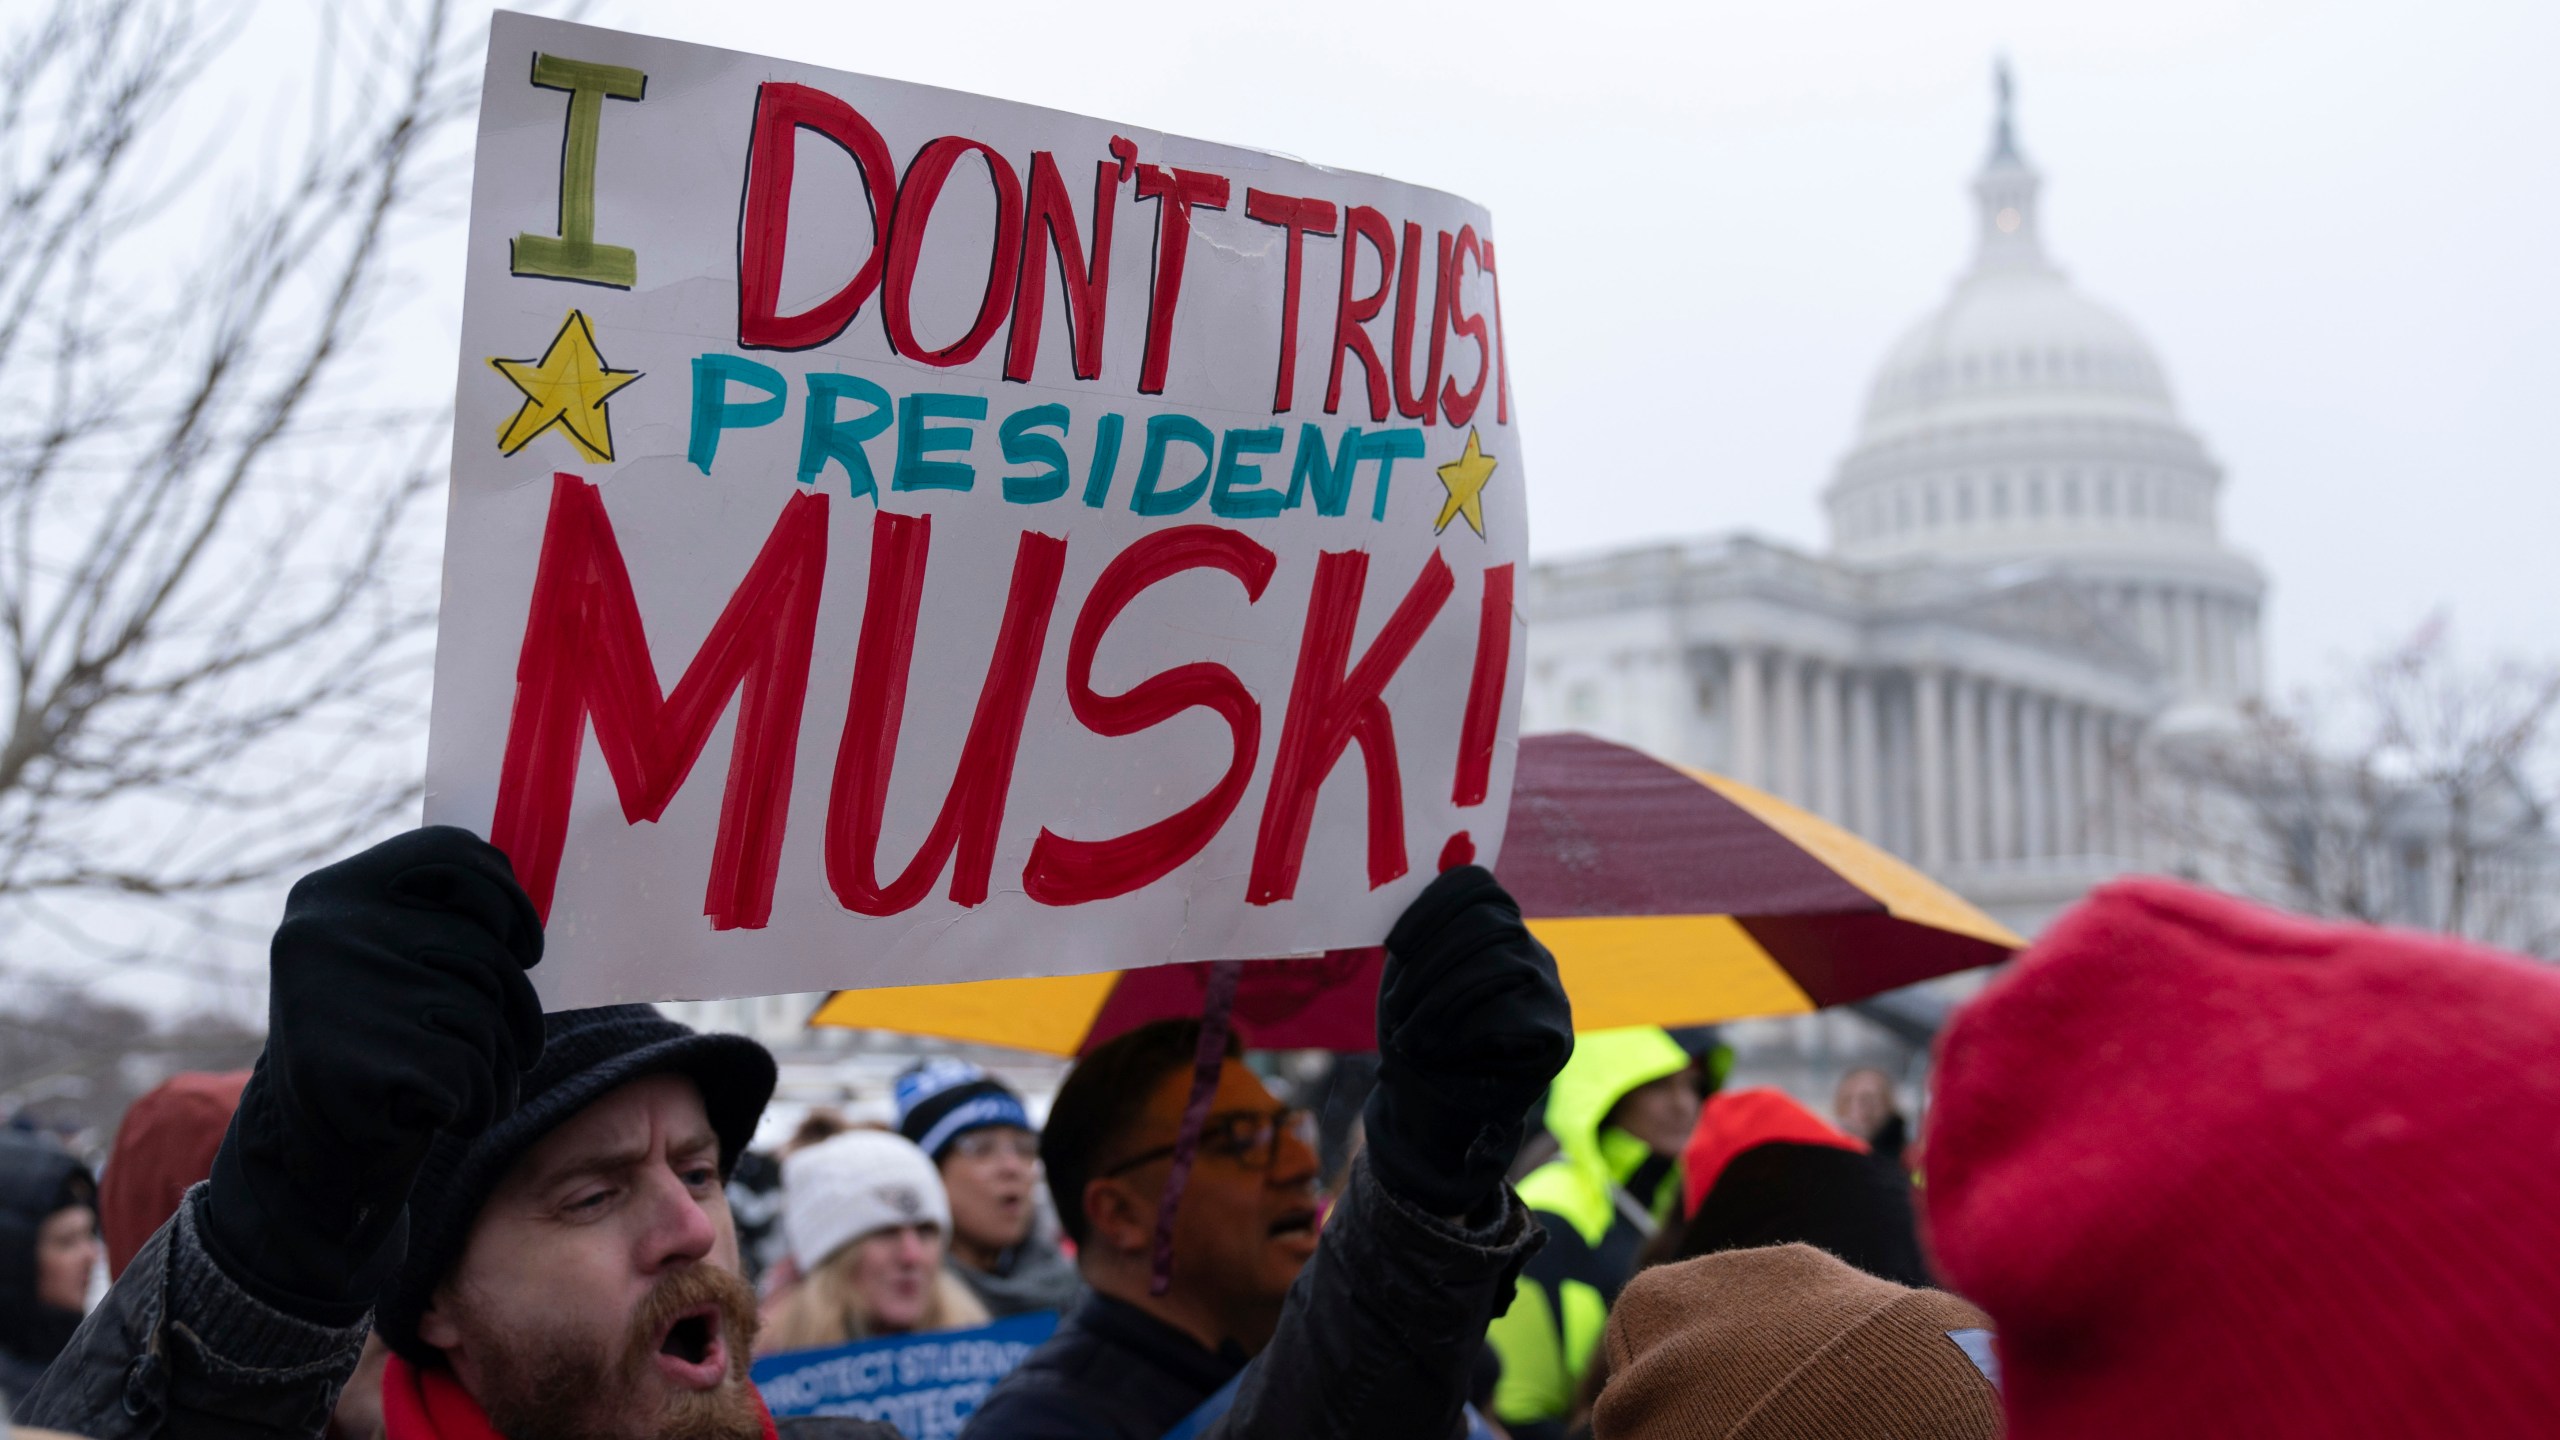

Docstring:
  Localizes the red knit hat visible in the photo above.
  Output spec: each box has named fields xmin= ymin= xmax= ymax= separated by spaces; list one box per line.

xmin=1682 ymin=1087 xmax=1867 ymax=1215
xmin=1925 ymin=877 xmax=2560 ymax=1437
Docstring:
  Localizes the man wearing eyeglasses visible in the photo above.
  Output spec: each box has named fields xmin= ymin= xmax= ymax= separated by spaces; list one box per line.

xmin=964 ymin=865 xmax=1575 ymax=1440
xmin=893 ymin=1058 xmax=1082 ymax=1317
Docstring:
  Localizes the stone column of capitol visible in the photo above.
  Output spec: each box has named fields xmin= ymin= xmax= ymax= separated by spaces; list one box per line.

xmin=1522 ymin=68 xmax=2268 ymax=1070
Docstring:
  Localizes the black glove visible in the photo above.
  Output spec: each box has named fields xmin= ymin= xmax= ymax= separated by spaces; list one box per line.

xmin=1362 ymin=865 xmax=1573 ymax=1217
xmin=205 ymin=826 xmax=545 ymax=1322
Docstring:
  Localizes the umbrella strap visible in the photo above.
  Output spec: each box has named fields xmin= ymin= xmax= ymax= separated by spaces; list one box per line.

xmin=1150 ymin=959 xmax=1242 ymax=1297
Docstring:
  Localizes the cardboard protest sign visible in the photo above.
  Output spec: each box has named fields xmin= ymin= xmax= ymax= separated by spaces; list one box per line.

xmin=428 ymin=14 xmax=1527 ymax=1006
xmin=751 ymin=1311 xmax=1059 ymax=1439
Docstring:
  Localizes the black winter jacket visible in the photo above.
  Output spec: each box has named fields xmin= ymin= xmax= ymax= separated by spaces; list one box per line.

xmin=963 ymin=1154 xmax=1541 ymax=1440
xmin=14 ymin=1185 xmax=899 ymax=1440
xmin=970 ymin=1291 xmax=1238 ymax=1440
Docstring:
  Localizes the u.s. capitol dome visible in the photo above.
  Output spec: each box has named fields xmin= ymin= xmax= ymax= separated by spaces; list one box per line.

xmin=1825 ymin=72 xmax=2265 ymax=701
xmin=1523 ymin=68 xmax=2266 ymax=940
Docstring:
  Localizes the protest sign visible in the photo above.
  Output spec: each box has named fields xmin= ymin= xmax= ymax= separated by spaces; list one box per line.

xmin=1161 ymin=1370 xmax=1504 ymax=1440
xmin=751 ymin=1311 xmax=1059 ymax=1440
xmin=427 ymin=14 xmax=1528 ymax=1005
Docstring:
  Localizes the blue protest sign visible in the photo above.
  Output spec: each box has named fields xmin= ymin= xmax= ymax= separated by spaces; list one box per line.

xmin=752 ymin=1311 xmax=1060 ymax=1440
xmin=1160 ymin=1370 xmax=1503 ymax=1440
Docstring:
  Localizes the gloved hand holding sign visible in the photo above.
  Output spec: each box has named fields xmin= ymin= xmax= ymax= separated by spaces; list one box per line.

xmin=1363 ymin=864 xmax=1575 ymax=1219
xmin=205 ymin=826 xmax=546 ymax=1320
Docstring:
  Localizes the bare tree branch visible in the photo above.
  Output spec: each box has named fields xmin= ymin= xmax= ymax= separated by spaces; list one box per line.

xmin=0 ymin=0 xmax=488 ymax=983
xmin=2138 ymin=618 xmax=2560 ymax=956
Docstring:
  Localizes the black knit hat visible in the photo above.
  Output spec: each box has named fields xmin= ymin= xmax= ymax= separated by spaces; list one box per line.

xmin=375 ymin=1004 xmax=776 ymax=1361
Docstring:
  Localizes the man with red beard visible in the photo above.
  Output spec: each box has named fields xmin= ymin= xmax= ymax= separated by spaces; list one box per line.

xmin=16 ymin=829 xmax=891 ymax=1440
xmin=379 ymin=1039 xmax=853 ymax=1440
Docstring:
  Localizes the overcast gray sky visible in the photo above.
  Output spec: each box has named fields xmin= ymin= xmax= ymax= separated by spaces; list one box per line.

xmin=25 ymin=0 xmax=2555 ymax=1016
xmin=577 ymin=0 xmax=2558 ymax=691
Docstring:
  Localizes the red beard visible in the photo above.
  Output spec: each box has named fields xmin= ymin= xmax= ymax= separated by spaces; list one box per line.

xmin=458 ymin=1263 xmax=766 ymax=1440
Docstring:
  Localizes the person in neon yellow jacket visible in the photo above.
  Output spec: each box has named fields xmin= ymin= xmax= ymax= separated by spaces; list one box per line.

xmin=1487 ymin=1026 xmax=1702 ymax=1439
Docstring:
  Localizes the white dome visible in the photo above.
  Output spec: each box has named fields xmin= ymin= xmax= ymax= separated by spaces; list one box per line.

xmin=1858 ymin=266 xmax=2176 ymax=441
xmin=1821 ymin=68 xmax=2267 ymax=706
xmin=1824 ymin=77 xmax=2238 ymax=573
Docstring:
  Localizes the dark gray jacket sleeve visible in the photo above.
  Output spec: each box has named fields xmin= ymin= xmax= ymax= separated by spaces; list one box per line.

xmin=17 ymin=1185 xmax=369 ymax=1440
xmin=1206 ymin=1156 xmax=1542 ymax=1440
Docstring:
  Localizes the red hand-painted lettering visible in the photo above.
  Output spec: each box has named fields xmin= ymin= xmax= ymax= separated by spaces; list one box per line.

xmin=1244 ymin=190 xmax=1339 ymax=414
xmin=824 ymin=514 xmax=1066 ymax=916
xmin=1246 ymin=548 xmax=1455 ymax=904
xmin=736 ymin=84 xmax=898 ymax=352
xmin=491 ymin=474 xmax=830 ymax=929
xmin=1132 ymin=164 xmax=1232 ymax=396
xmin=1391 ymin=223 xmax=1450 ymax=424
xmin=1453 ymin=563 xmax=1514 ymax=806
xmin=1325 ymin=206 xmax=1395 ymax=422
xmin=882 ymin=136 xmax=1024 ymax=366
xmin=1024 ymin=526 xmax=1278 ymax=905
xmin=1005 ymin=152 xmax=1124 ymax=383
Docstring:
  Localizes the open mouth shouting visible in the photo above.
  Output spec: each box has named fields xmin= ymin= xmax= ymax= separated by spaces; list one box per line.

xmin=653 ymin=1304 xmax=731 ymax=1390
xmin=1267 ymin=1206 xmax=1321 ymax=1256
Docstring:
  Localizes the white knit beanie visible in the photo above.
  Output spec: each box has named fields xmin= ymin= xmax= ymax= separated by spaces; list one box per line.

xmin=782 ymin=1130 xmax=952 ymax=1268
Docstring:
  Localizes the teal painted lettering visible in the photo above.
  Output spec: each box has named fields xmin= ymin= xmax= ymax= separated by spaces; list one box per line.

xmin=1130 ymin=413 xmax=1217 ymax=517
xmin=999 ymin=404 xmax=1074 ymax=504
xmin=893 ymin=392 xmax=988 ymax=492
xmin=1290 ymin=423 xmax=1363 ymax=517
xmin=1357 ymin=428 xmax=1426 ymax=522
xmin=687 ymin=354 xmax=787 ymax=475
xmin=1081 ymin=413 xmax=1127 ymax=509
xmin=797 ymin=373 xmax=894 ymax=497
xmin=1209 ymin=426 xmax=1287 ymax=520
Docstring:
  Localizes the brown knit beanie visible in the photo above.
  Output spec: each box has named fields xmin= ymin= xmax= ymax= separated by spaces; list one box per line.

xmin=1594 ymin=1244 xmax=2002 ymax=1440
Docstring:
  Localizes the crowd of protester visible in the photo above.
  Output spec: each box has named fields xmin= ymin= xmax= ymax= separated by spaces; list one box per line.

xmin=4 ymin=825 xmax=2559 ymax=1439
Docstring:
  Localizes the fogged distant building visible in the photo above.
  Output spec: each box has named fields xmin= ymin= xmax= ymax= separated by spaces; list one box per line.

xmin=1525 ymin=77 xmax=2264 ymax=945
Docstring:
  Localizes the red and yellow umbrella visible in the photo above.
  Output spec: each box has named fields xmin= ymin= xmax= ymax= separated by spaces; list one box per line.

xmin=811 ymin=731 xmax=2020 ymax=1055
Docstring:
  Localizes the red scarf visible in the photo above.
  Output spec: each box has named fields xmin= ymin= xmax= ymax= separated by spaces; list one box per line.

xmin=382 ymin=1352 xmax=780 ymax=1440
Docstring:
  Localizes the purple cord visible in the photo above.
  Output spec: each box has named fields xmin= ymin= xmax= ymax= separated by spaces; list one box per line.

xmin=1149 ymin=959 xmax=1242 ymax=1296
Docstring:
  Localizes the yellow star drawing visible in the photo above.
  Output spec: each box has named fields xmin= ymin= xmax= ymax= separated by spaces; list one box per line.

xmin=491 ymin=310 xmax=641 ymax=462
xmin=1434 ymin=427 xmax=1499 ymax=537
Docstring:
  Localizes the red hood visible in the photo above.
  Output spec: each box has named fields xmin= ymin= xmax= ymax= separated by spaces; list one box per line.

xmin=101 ymin=1070 xmax=248 ymax=1278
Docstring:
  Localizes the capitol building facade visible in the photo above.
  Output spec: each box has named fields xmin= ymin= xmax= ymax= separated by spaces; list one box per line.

xmin=1523 ymin=80 xmax=2265 ymax=944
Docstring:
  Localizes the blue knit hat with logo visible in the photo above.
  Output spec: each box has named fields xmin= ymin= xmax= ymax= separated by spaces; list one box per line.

xmin=894 ymin=1057 xmax=1032 ymax=1161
